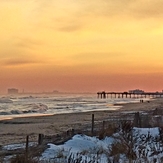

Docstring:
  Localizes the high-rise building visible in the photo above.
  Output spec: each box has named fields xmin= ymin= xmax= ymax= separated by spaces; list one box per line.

xmin=8 ymin=88 xmax=19 ymax=94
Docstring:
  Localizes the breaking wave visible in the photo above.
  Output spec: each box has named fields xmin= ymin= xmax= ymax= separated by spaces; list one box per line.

xmin=0 ymin=94 xmax=143 ymax=119
xmin=0 ymin=103 xmax=48 ymax=115
xmin=0 ymin=98 xmax=13 ymax=103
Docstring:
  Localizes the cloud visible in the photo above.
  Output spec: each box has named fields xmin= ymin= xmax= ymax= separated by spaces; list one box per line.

xmin=128 ymin=1 xmax=163 ymax=19
xmin=48 ymin=15 xmax=83 ymax=32
xmin=70 ymin=52 xmax=127 ymax=65
xmin=0 ymin=36 xmax=44 ymax=66
xmin=1 ymin=58 xmax=42 ymax=67
xmin=58 ymin=24 xmax=82 ymax=32
xmin=106 ymin=0 xmax=163 ymax=19
xmin=44 ymin=0 xmax=163 ymax=34
xmin=14 ymin=37 xmax=43 ymax=50
xmin=0 ymin=55 xmax=38 ymax=67
xmin=69 ymin=0 xmax=163 ymax=20
xmin=74 ymin=52 xmax=124 ymax=59
xmin=6 ymin=0 xmax=161 ymax=34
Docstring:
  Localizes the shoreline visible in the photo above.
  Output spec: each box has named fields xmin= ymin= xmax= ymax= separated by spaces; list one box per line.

xmin=0 ymin=98 xmax=162 ymax=146
xmin=0 ymin=97 xmax=152 ymax=121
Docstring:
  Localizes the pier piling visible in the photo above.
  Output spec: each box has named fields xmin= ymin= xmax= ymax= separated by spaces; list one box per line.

xmin=97 ymin=91 xmax=163 ymax=99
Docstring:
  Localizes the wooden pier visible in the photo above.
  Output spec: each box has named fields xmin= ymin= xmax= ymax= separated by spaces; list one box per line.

xmin=97 ymin=91 xmax=163 ymax=99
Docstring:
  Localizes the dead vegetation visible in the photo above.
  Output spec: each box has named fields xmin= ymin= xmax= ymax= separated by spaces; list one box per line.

xmin=2 ymin=107 xmax=163 ymax=162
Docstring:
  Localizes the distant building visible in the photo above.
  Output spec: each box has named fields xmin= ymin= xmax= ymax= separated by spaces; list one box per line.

xmin=128 ymin=89 xmax=144 ymax=94
xmin=53 ymin=90 xmax=59 ymax=93
xmin=8 ymin=88 xmax=19 ymax=94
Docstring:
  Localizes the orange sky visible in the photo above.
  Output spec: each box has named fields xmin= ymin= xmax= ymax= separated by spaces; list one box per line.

xmin=1 ymin=0 xmax=163 ymax=93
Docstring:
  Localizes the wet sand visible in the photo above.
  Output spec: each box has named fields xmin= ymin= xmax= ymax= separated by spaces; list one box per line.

xmin=0 ymin=98 xmax=163 ymax=146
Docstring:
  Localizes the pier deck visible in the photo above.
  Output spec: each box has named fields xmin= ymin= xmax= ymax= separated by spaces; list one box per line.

xmin=97 ymin=91 xmax=163 ymax=98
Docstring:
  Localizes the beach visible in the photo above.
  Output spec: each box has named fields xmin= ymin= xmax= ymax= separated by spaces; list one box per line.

xmin=0 ymin=98 xmax=163 ymax=146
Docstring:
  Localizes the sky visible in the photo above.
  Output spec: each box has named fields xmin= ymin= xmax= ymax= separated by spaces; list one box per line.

xmin=1 ymin=0 xmax=163 ymax=93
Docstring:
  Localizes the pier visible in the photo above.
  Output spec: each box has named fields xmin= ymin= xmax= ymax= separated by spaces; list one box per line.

xmin=97 ymin=91 xmax=163 ymax=99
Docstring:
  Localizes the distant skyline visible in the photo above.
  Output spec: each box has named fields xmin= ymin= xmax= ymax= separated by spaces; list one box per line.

xmin=1 ymin=0 xmax=163 ymax=93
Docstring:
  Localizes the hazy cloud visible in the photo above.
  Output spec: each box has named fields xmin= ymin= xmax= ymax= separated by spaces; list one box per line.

xmin=64 ymin=0 xmax=163 ymax=20
xmin=74 ymin=52 xmax=124 ymax=59
xmin=4 ymin=0 xmax=161 ymax=34
xmin=14 ymin=37 xmax=43 ymax=50
xmin=3 ymin=59 xmax=38 ymax=66
xmin=128 ymin=1 xmax=163 ymax=19
xmin=99 ymin=0 xmax=163 ymax=19
xmin=71 ymin=52 xmax=127 ymax=64
xmin=0 ymin=36 xmax=43 ymax=66
xmin=45 ymin=0 xmax=163 ymax=33
xmin=58 ymin=24 xmax=82 ymax=32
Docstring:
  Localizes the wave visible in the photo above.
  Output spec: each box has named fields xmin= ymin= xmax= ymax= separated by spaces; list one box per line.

xmin=0 ymin=94 xmax=143 ymax=117
xmin=0 ymin=98 xmax=13 ymax=103
xmin=0 ymin=103 xmax=48 ymax=115
xmin=0 ymin=112 xmax=11 ymax=115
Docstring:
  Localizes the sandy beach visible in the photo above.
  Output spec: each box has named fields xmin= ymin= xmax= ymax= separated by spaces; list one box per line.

xmin=0 ymin=98 xmax=163 ymax=146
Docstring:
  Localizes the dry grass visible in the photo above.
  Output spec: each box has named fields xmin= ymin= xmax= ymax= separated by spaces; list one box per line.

xmin=110 ymin=141 xmax=127 ymax=156
xmin=10 ymin=154 xmax=39 ymax=163
xmin=98 ymin=124 xmax=118 ymax=140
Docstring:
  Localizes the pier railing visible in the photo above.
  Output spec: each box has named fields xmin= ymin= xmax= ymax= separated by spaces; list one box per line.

xmin=97 ymin=91 xmax=163 ymax=98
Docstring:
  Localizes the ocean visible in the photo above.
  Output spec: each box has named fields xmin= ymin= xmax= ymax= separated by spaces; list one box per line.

xmin=0 ymin=93 xmax=145 ymax=120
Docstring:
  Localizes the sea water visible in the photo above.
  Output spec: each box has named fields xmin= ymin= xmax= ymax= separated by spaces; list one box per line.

xmin=0 ymin=93 xmax=145 ymax=120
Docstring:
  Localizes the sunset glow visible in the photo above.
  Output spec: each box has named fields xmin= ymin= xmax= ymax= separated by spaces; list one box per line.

xmin=1 ymin=0 xmax=163 ymax=93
